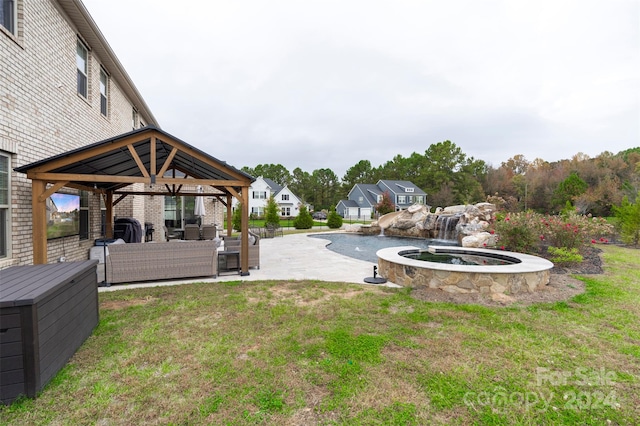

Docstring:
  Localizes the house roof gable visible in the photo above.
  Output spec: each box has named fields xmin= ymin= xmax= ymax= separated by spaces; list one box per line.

xmin=377 ymin=180 xmax=427 ymax=195
xmin=262 ymin=177 xmax=284 ymax=194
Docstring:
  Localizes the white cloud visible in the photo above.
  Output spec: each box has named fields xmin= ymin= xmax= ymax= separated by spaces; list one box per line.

xmin=83 ymin=0 xmax=640 ymax=176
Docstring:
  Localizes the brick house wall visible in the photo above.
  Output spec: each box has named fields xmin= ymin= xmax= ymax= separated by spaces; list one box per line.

xmin=0 ymin=0 xmax=157 ymax=268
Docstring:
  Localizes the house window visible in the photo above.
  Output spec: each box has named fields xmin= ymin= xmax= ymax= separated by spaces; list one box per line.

xmin=76 ymin=39 xmax=88 ymax=98
xmin=253 ymin=191 xmax=266 ymax=199
xmin=99 ymin=68 xmax=108 ymax=116
xmin=164 ymin=196 xmax=197 ymax=228
xmin=281 ymin=207 xmax=290 ymax=216
xmin=281 ymin=194 xmax=289 ymax=201
xmin=251 ymin=207 xmax=264 ymax=217
xmin=405 ymin=187 xmax=414 ymax=193
xmin=79 ymin=191 xmax=89 ymax=240
xmin=415 ymin=196 xmax=424 ymax=204
xmin=132 ymin=108 xmax=138 ymax=129
xmin=0 ymin=153 xmax=8 ymax=258
xmin=1 ymin=0 xmax=15 ymax=34
xmin=398 ymin=195 xmax=406 ymax=204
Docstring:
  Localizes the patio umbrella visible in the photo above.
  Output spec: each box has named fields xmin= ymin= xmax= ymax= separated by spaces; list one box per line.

xmin=194 ymin=185 xmax=206 ymax=219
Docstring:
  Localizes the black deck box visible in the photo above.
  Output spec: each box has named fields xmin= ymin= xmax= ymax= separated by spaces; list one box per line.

xmin=0 ymin=260 xmax=99 ymax=405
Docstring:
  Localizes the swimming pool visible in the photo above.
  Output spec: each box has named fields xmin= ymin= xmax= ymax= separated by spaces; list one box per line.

xmin=308 ymin=233 xmax=457 ymax=263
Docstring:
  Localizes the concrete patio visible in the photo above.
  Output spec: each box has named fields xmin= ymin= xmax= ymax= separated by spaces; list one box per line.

xmin=99 ymin=232 xmax=400 ymax=292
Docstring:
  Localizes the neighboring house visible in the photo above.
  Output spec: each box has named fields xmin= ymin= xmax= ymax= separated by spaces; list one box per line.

xmin=1 ymin=0 xmax=161 ymax=267
xmin=336 ymin=180 xmax=427 ymax=219
xmin=239 ymin=177 xmax=306 ymax=217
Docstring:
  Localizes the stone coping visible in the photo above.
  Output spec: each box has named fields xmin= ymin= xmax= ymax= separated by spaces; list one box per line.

xmin=376 ymin=245 xmax=554 ymax=274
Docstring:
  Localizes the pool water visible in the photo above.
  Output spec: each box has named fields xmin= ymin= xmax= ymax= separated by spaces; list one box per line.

xmin=402 ymin=251 xmax=517 ymax=266
xmin=309 ymin=233 xmax=457 ymax=263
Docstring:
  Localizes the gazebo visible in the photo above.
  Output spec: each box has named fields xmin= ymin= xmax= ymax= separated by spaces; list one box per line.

xmin=15 ymin=126 xmax=256 ymax=275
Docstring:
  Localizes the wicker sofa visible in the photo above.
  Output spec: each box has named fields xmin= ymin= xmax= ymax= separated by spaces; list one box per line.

xmin=105 ymin=240 xmax=218 ymax=284
xmin=221 ymin=231 xmax=260 ymax=270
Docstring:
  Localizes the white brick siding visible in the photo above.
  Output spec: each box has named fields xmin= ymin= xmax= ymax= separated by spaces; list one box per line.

xmin=1 ymin=0 xmax=157 ymax=268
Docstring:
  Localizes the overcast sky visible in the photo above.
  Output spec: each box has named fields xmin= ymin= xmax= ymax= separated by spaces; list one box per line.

xmin=82 ymin=0 xmax=639 ymax=177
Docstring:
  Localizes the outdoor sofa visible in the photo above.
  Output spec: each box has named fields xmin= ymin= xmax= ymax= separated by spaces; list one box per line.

xmin=105 ymin=240 xmax=218 ymax=284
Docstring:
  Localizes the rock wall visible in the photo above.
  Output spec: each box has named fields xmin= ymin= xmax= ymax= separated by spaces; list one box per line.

xmin=357 ymin=203 xmax=497 ymax=247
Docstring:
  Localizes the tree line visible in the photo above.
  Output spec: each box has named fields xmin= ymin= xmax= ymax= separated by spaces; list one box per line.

xmin=241 ymin=141 xmax=640 ymax=216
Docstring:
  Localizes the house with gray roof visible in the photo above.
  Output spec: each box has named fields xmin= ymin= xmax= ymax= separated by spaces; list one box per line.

xmin=336 ymin=180 xmax=427 ymax=219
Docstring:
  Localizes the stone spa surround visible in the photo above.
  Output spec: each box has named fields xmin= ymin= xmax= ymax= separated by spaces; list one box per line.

xmin=377 ymin=246 xmax=554 ymax=295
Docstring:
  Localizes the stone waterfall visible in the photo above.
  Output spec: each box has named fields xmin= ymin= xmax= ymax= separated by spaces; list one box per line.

xmin=354 ymin=202 xmax=497 ymax=248
xmin=435 ymin=214 xmax=460 ymax=240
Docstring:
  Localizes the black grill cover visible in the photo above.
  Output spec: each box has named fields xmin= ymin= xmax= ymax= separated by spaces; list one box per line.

xmin=113 ymin=218 xmax=143 ymax=243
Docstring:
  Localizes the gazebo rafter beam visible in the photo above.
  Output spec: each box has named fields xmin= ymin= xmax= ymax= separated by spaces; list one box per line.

xmin=38 ymin=182 xmax=68 ymax=202
xmin=157 ymin=147 xmax=178 ymax=178
xmin=127 ymin=144 xmax=150 ymax=178
xmin=26 ymin=172 xmax=247 ymax=187
xmin=28 ymin=133 xmax=151 ymax=173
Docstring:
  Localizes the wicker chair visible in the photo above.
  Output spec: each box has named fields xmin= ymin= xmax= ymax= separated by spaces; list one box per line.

xmin=222 ymin=231 xmax=260 ymax=270
xmin=184 ymin=224 xmax=201 ymax=240
xmin=201 ymin=224 xmax=217 ymax=240
xmin=163 ymin=225 xmax=181 ymax=241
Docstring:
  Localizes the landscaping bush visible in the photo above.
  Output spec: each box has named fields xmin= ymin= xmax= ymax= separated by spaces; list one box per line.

xmin=492 ymin=211 xmax=613 ymax=255
xmin=547 ymin=246 xmax=583 ymax=266
xmin=232 ymin=204 xmax=242 ymax=231
xmin=537 ymin=211 xmax=613 ymax=251
xmin=265 ymin=195 xmax=280 ymax=228
xmin=491 ymin=212 xmax=538 ymax=253
xmin=375 ymin=191 xmax=395 ymax=215
xmin=293 ymin=205 xmax=314 ymax=229
xmin=612 ymin=193 xmax=640 ymax=246
xmin=327 ymin=209 xmax=343 ymax=229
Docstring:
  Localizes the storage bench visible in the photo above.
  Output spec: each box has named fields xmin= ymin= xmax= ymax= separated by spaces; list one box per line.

xmin=0 ymin=260 xmax=99 ymax=405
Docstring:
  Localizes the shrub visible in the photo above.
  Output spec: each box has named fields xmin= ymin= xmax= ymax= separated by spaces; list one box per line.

xmin=491 ymin=213 xmax=538 ymax=253
xmin=537 ymin=212 xmax=613 ymax=251
xmin=612 ymin=193 xmax=640 ymax=246
xmin=265 ymin=195 xmax=280 ymax=227
xmin=547 ymin=246 xmax=583 ymax=266
xmin=375 ymin=191 xmax=395 ymax=216
xmin=232 ymin=204 xmax=242 ymax=231
xmin=327 ymin=209 xmax=343 ymax=229
xmin=492 ymin=211 xmax=613 ymax=255
xmin=293 ymin=205 xmax=314 ymax=229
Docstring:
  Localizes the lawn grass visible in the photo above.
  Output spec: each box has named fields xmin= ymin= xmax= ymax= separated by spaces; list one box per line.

xmin=223 ymin=219 xmax=330 ymax=230
xmin=1 ymin=245 xmax=638 ymax=425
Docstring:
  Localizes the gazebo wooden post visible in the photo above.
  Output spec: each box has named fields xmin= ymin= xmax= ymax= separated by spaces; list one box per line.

xmin=240 ymin=185 xmax=249 ymax=276
xmin=32 ymin=180 xmax=47 ymax=264
xmin=105 ymin=192 xmax=114 ymax=238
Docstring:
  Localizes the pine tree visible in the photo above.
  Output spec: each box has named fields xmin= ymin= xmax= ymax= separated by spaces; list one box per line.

xmin=327 ymin=208 xmax=343 ymax=229
xmin=265 ymin=195 xmax=280 ymax=228
xmin=293 ymin=205 xmax=314 ymax=229
xmin=232 ymin=204 xmax=242 ymax=231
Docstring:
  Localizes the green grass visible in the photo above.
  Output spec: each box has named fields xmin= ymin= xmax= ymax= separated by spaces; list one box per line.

xmin=1 ymin=245 xmax=638 ymax=425
xmin=222 ymin=219 xmax=329 ymax=230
